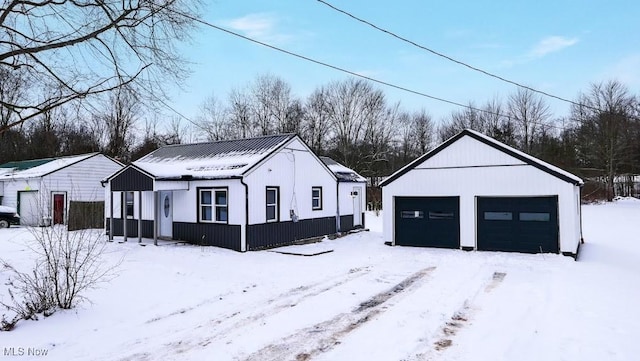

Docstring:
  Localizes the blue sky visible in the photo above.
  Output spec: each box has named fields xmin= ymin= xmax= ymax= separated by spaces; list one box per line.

xmin=169 ymin=0 xmax=640 ymax=125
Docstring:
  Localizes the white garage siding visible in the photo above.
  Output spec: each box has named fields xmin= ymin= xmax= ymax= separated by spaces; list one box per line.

xmin=381 ymin=130 xmax=583 ymax=256
xmin=2 ymin=154 xmax=122 ymax=225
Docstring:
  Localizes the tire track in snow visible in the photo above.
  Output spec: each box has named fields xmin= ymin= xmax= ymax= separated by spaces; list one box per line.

xmin=113 ymin=266 xmax=374 ymax=361
xmin=407 ymin=271 xmax=508 ymax=360
xmin=242 ymin=267 xmax=436 ymax=361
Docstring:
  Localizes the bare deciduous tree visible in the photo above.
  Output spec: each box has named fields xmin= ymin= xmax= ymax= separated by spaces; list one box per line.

xmin=571 ymin=80 xmax=638 ymax=200
xmin=0 ymin=0 xmax=201 ymax=134
xmin=227 ymin=87 xmax=253 ymax=139
xmin=507 ymin=88 xmax=551 ymax=153
xmin=198 ymin=93 xmax=230 ymax=141
xmin=302 ymin=87 xmax=331 ymax=154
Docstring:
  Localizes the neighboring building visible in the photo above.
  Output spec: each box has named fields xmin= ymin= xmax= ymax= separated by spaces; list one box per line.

xmin=0 ymin=153 xmax=123 ymax=226
xmin=380 ymin=129 xmax=584 ymax=257
xmin=319 ymin=156 xmax=367 ymax=231
xmin=103 ymin=134 xmax=366 ymax=251
xmin=613 ymin=174 xmax=640 ymax=198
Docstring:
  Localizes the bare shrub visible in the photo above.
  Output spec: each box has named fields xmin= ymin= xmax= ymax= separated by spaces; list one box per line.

xmin=1 ymin=226 xmax=119 ymax=331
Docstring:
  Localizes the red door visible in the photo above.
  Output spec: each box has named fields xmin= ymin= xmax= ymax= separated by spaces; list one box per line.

xmin=53 ymin=194 xmax=65 ymax=225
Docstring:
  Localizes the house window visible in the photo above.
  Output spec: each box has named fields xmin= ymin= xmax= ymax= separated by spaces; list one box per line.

xmin=266 ymin=187 xmax=279 ymax=222
xmin=199 ymin=188 xmax=228 ymax=223
xmin=312 ymin=187 xmax=322 ymax=210
xmin=125 ymin=192 xmax=134 ymax=219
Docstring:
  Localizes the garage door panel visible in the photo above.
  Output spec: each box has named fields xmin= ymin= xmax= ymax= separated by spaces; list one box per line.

xmin=477 ymin=196 xmax=558 ymax=254
xmin=395 ymin=197 xmax=459 ymax=248
xmin=18 ymin=191 xmax=41 ymax=226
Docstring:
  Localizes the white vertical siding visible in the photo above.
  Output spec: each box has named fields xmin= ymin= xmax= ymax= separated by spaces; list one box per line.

xmin=244 ymin=138 xmax=336 ymax=225
xmin=382 ymin=136 xmax=582 ymax=254
xmin=338 ymin=182 xmax=367 ymax=217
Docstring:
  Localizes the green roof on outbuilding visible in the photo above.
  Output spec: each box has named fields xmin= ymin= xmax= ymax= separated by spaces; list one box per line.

xmin=0 ymin=158 xmax=56 ymax=170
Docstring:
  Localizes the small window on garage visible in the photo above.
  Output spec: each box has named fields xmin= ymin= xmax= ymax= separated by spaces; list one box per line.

xmin=429 ymin=211 xmax=454 ymax=220
xmin=401 ymin=210 xmax=424 ymax=219
xmin=519 ymin=212 xmax=550 ymax=221
xmin=484 ymin=212 xmax=512 ymax=221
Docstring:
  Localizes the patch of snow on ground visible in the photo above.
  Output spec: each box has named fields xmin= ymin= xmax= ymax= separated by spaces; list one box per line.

xmin=0 ymin=203 xmax=639 ymax=360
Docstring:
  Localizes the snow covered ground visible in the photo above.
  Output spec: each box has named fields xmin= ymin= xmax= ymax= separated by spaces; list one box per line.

xmin=1 ymin=199 xmax=639 ymax=361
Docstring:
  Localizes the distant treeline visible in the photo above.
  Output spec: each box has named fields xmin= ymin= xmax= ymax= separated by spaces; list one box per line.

xmin=1 ymin=75 xmax=638 ymax=201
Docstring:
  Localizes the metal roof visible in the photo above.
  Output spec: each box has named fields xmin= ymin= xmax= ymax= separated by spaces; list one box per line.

xmin=319 ymin=156 xmax=366 ymax=183
xmin=139 ymin=134 xmax=296 ymax=161
xmin=0 ymin=158 xmax=56 ymax=170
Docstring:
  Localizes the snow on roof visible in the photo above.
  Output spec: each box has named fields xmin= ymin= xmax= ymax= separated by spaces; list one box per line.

xmin=133 ymin=134 xmax=294 ymax=179
xmin=319 ymin=156 xmax=366 ymax=183
xmin=0 ymin=153 xmax=98 ymax=180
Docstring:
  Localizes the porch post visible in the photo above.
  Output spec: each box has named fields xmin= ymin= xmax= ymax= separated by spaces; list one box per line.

xmin=109 ymin=191 xmax=114 ymax=241
xmin=123 ymin=192 xmax=128 ymax=242
xmin=138 ymin=191 xmax=142 ymax=243
xmin=153 ymin=191 xmax=158 ymax=246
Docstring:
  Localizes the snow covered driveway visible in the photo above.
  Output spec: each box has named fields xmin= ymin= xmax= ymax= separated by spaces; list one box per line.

xmin=1 ymin=200 xmax=640 ymax=361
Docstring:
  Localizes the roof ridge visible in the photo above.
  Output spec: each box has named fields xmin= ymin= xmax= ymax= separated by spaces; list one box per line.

xmin=160 ymin=133 xmax=296 ymax=149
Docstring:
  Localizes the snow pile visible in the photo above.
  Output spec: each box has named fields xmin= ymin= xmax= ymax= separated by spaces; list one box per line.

xmin=0 ymin=203 xmax=639 ymax=360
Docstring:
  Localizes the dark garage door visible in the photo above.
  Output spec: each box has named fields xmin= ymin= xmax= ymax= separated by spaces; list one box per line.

xmin=477 ymin=196 xmax=559 ymax=254
xmin=395 ymin=197 xmax=459 ymax=248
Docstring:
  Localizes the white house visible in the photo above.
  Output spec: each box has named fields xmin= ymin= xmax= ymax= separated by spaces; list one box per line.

xmin=380 ymin=129 xmax=584 ymax=257
xmin=103 ymin=134 xmax=366 ymax=251
xmin=320 ymin=156 xmax=367 ymax=231
xmin=0 ymin=153 xmax=123 ymax=226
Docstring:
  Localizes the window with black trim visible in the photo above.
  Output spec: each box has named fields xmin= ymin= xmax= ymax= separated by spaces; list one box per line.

xmin=266 ymin=187 xmax=279 ymax=222
xmin=519 ymin=212 xmax=550 ymax=222
xmin=429 ymin=211 xmax=454 ymax=220
xmin=484 ymin=211 xmax=512 ymax=221
xmin=125 ymin=192 xmax=134 ymax=219
xmin=312 ymin=187 xmax=322 ymax=210
xmin=199 ymin=188 xmax=228 ymax=223
xmin=401 ymin=210 xmax=424 ymax=219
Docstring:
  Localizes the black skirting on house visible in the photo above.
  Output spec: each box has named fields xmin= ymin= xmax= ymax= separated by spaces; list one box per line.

xmin=173 ymin=222 xmax=242 ymax=251
xmin=339 ymin=213 xmax=365 ymax=232
xmin=106 ymin=218 xmax=154 ymax=238
xmin=247 ymin=216 xmax=336 ymax=250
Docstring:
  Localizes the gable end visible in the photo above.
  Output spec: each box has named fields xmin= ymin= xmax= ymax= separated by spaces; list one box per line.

xmin=381 ymin=130 xmax=581 ymax=187
xmin=110 ymin=166 xmax=154 ymax=191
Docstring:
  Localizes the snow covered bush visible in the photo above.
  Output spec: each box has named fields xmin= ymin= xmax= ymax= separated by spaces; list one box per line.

xmin=1 ymin=226 xmax=119 ymax=331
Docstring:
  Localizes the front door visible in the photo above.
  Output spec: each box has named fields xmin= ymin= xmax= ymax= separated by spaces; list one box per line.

xmin=159 ymin=191 xmax=173 ymax=239
xmin=352 ymin=186 xmax=362 ymax=227
xmin=52 ymin=193 xmax=66 ymax=225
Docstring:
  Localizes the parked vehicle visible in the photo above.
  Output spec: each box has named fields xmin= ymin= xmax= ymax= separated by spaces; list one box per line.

xmin=0 ymin=206 xmax=20 ymax=228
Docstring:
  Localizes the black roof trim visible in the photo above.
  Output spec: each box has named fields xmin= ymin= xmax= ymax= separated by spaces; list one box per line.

xmin=380 ymin=129 xmax=581 ymax=187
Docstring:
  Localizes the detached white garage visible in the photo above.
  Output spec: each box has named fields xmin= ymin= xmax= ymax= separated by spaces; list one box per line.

xmin=380 ymin=129 xmax=584 ymax=257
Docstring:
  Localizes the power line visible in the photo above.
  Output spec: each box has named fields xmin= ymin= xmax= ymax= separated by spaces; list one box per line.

xmin=171 ymin=10 xmax=571 ymax=132
xmin=315 ymin=0 xmax=594 ymax=112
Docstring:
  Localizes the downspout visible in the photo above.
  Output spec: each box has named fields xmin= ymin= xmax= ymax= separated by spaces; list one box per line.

xmin=335 ymin=181 xmax=341 ymax=233
xmin=579 ymin=183 xmax=584 ymax=244
xmin=240 ymin=177 xmax=249 ymax=252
